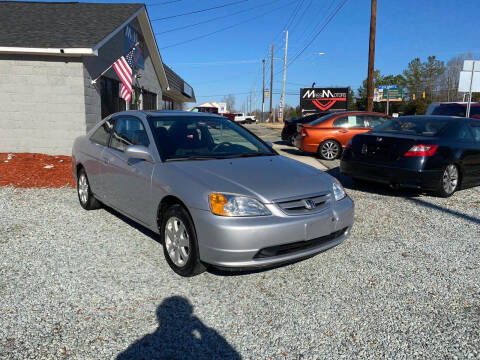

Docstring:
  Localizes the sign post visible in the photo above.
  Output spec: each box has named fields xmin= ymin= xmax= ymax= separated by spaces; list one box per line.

xmin=459 ymin=60 xmax=480 ymax=117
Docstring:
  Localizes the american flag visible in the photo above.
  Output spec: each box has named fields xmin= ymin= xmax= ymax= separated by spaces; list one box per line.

xmin=113 ymin=48 xmax=136 ymax=102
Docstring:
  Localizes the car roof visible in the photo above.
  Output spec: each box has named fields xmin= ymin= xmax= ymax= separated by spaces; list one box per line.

xmin=110 ymin=110 xmax=225 ymax=118
xmin=398 ymin=115 xmax=471 ymax=121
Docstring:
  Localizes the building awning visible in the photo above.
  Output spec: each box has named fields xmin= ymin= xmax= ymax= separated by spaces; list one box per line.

xmin=163 ymin=64 xmax=196 ymax=103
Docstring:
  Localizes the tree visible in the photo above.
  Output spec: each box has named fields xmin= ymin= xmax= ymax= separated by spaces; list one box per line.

xmin=221 ymin=94 xmax=236 ymax=113
xmin=356 ymin=71 xmax=405 ymax=111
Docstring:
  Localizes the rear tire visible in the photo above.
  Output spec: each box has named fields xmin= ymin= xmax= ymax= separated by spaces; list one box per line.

xmin=77 ymin=168 xmax=101 ymax=210
xmin=436 ymin=164 xmax=459 ymax=197
xmin=318 ymin=140 xmax=341 ymax=160
xmin=160 ymin=204 xmax=206 ymax=277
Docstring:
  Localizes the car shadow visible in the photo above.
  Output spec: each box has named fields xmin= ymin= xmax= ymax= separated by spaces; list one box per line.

xmin=103 ymin=206 xmax=162 ymax=244
xmin=116 ymin=296 xmax=241 ymax=360
xmin=103 ymin=206 xmax=307 ymax=277
xmin=327 ymin=166 xmax=424 ymax=198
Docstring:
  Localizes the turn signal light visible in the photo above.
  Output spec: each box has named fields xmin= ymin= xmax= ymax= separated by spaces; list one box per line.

xmin=209 ymin=193 xmax=229 ymax=216
xmin=404 ymin=145 xmax=438 ymax=157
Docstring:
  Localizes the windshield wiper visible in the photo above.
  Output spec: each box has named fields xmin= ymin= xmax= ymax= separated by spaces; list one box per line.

xmin=221 ymin=153 xmax=276 ymax=158
xmin=165 ymin=156 xmax=223 ymax=162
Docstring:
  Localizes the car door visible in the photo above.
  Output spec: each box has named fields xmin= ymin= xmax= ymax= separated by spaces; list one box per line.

xmin=468 ymin=120 xmax=480 ymax=185
xmin=85 ymin=117 xmax=115 ymax=198
xmin=102 ymin=115 xmax=156 ymax=225
xmin=332 ymin=115 xmax=369 ymax=146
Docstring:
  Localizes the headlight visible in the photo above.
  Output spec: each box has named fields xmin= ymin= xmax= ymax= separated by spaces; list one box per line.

xmin=209 ymin=193 xmax=271 ymax=217
xmin=332 ymin=179 xmax=346 ymax=201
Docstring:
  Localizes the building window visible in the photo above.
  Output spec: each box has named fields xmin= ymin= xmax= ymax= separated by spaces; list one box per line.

xmin=143 ymin=90 xmax=157 ymax=110
xmin=162 ymin=95 xmax=174 ymax=110
xmin=100 ymin=77 xmax=126 ymax=118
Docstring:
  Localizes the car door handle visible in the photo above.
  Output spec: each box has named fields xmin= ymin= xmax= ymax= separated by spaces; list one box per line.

xmin=103 ymin=157 xmax=110 ymax=165
xmin=338 ymin=129 xmax=348 ymax=133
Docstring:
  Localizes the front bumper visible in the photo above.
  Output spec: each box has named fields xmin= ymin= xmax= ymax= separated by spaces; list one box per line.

xmin=190 ymin=196 xmax=354 ymax=268
xmin=340 ymin=159 xmax=442 ymax=190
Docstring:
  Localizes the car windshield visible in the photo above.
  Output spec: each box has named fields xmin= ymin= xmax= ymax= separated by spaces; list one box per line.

xmin=308 ymin=113 xmax=338 ymax=125
xmin=372 ymin=117 xmax=450 ymax=136
xmin=148 ymin=116 xmax=275 ymax=161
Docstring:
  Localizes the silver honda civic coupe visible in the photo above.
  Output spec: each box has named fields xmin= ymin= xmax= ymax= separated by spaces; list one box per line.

xmin=72 ymin=111 xmax=354 ymax=276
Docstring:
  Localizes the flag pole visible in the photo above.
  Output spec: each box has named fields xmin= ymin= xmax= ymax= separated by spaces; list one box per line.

xmin=90 ymin=42 xmax=139 ymax=84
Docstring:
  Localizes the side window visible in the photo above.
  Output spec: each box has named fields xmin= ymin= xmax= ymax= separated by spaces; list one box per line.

xmin=90 ymin=118 xmax=114 ymax=146
xmin=110 ymin=117 xmax=149 ymax=152
xmin=334 ymin=115 xmax=365 ymax=128
xmin=333 ymin=116 xmax=348 ymax=128
xmin=457 ymin=124 xmax=474 ymax=141
xmin=471 ymin=122 xmax=480 ymax=142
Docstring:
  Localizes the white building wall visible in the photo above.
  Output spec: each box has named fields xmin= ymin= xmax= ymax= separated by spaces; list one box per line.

xmin=0 ymin=55 xmax=86 ymax=155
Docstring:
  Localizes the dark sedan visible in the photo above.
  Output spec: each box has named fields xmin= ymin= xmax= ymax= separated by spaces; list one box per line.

xmin=281 ymin=112 xmax=331 ymax=145
xmin=340 ymin=116 xmax=480 ymax=197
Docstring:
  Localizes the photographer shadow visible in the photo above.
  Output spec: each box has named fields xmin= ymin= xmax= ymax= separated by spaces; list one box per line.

xmin=116 ymin=296 xmax=241 ymax=360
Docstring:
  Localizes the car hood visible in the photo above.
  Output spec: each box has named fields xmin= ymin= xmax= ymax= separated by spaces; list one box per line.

xmin=168 ymin=155 xmax=334 ymax=203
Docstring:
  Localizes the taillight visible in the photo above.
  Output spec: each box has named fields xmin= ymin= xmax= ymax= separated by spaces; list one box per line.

xmin=404 ymin=145 xmax=438 ymax=157
xmin=300 ymin=128 xmax=307 ymax=137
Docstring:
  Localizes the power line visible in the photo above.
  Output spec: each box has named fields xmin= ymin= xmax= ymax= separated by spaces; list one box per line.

xmin=155 ymin=0 xmax=281 ymax=35
xmin=150 ymin=0 xmax=247 ymax=18
xmin=160 ymin=1 xmax=296 ymax=50
xmin=147 ymin=0 xmax=183 ymax=5
xmin=284 ymin=0 xmax=349 ymax=71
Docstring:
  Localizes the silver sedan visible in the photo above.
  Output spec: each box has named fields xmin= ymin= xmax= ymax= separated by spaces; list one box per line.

xmin=72 ymin=111 xmax=354 ymax=276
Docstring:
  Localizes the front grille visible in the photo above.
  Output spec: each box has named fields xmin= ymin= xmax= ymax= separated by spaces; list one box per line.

xmin=254 ymin=227 xmax=348 ymax=259
xmin=275 ymin=192 xmax=331 ymax=215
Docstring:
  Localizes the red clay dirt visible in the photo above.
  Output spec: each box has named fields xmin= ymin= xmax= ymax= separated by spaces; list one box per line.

xmin=0 ymin=153 xmax=75 ymax=188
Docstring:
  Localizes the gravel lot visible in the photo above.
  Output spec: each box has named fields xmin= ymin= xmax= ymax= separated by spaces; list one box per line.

xmin=1 ymin=179 xmax=479 ymax=359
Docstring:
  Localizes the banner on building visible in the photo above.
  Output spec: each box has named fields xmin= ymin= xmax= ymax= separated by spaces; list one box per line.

xmin=125 ymin=25 xmax=144 ymax=69
xmin=300 ymin=87 xmax=348 ymax=114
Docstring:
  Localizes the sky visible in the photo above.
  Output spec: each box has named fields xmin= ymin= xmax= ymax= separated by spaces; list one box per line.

xmin=33 ymin=0 xmax=480 ymax=110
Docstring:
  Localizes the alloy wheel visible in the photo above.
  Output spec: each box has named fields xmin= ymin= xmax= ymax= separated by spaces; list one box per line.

xmin=442 ymin=164 xmax=458 ymax=195
xmin=320 ymin=141 xmax=340 ymax=160
xmin=165 ymin=216 xmax=190 ymax=267
xmin=78 ymin=173 xmax=89 ymax=204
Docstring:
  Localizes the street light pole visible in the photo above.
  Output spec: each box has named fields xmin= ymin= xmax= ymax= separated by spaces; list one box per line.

xmin=262 ymin=59 xmax=266 ymax=123
xmin=280 ymin=30 xmax=289 ymax=123
xmin=269 ymin=44 xmax=274 ymax=122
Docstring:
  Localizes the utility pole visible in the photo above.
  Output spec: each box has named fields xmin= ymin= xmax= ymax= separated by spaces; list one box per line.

xmin=254 ymin=83 xmax=257 ymax=118
xmin=261 ymin=59 xmax=266 ymax=122
xmin=280 ymin=30 xmax=289 ymax=123
xmin=269 ymin=44 xmax=274 ymax=122
xmin=366 ymin=0 xmax=377 ymax=112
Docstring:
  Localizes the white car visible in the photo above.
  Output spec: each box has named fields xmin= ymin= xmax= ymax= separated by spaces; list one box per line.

xmin=234 ymin=113 xmax=256 ymax=124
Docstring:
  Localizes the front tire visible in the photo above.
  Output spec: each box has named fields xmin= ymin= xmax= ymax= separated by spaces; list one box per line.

xmin=77 ymin=168 xmax=101 ymax=210
xmin=436 ymin=164 xmax=459 ymax=197
xmin=161 ymin=204 xmax=206 ymax=277
xmin=318 ymin=140 xmax=341 ymax=160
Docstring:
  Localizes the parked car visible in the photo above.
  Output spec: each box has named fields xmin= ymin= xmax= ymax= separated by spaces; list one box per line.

xmin=73 ymin=111 xmax=354 ymax=276
xmin=426 ymin=102 xmax=480 ymax=119
xmin=234 ymin=113 xmax=256 ymax=124
xmin=340 ymin=116 xmax=480 ymax=197
xmin=294 ymin=112 xmax=390 ymax=160
xmin=281 ymin=112 xmax=331 ymax=145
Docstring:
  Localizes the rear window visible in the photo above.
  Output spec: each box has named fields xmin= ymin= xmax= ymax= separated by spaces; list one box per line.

xmin=432 ymin=104 xmax=466 ymax=117
xmin=309 ymin=113 xmax=338 ymax=125
xmin=372 ymin=117 xmax=450 ymax=136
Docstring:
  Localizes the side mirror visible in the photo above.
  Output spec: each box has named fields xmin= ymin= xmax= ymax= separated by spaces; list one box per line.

xmin=125 ymin=145 xmax=154 ymax=163
xmin=265 ymin=141 xmax=273 ymax=148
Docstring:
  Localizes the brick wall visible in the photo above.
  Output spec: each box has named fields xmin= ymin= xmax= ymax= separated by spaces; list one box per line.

xmin=0 ymin=55 xmax=86 ymax=155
